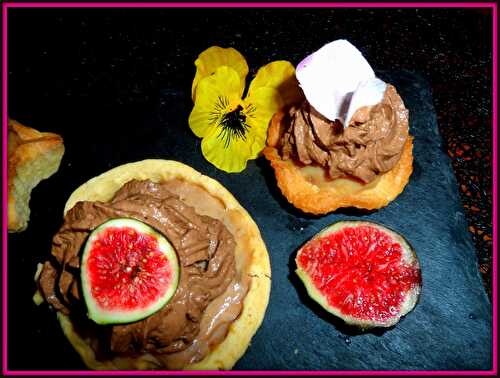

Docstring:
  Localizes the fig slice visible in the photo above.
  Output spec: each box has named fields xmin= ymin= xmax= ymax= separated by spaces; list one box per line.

xmin=296 ymin=221 xmax=421 ymax=329
xmin=81 ymin=218 xmax=179 ymax=325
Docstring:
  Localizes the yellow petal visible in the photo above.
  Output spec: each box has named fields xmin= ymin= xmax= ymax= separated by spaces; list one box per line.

xmin=199 ymin=87 xmax=281 ymax=173
xmin=243 ymin=86 xmax=283 ymax=159
xmin=247 ymin=60 xmax=304 ymax=107
xmin=191 ymin=46 xmax=249 ymax=101
xmin=201 ymin=124 xmax=254 ymax=173
xmin=189 ymin=66 xmax=243 ymax=138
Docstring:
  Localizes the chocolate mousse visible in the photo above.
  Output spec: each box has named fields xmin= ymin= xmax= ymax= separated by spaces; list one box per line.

xmin=279 ymin=85 xmax=409 ymax=184
xmin=37 ymin=179 xmax=247 ymax=368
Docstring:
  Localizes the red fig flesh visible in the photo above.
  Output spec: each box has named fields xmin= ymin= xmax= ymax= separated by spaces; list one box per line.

xmin=296 ymin=221 xmax=421 ymax=328
xmin=81 ymin=218 xmax=179 ymax=325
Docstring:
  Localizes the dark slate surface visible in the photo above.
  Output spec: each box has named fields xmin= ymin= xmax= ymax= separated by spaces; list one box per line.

xmin=7 ymin=8 xmax=492 ymax=371
xmin=234 ymin=71 xmax=493 ymax=370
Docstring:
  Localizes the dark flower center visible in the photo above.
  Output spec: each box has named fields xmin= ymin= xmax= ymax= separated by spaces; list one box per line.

xmin=217 ymin=105 xmax=249 ymax=147
xmin=208 ymin=96 xmax=257 ymax=148
xmin=207 ymin=97 xmax=243 ymax=149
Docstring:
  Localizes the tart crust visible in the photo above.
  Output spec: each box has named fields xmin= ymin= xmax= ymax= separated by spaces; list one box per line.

xmin=263 ymin=111 xmax=413 ymax=214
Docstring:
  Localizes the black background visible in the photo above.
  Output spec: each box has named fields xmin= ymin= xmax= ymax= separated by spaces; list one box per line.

xmin=7 ymin=7 xmax=493 ymax=371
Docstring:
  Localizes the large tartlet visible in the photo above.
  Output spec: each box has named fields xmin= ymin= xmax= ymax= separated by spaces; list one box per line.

xmin=34 ymin=160 xmax=271 ymax=370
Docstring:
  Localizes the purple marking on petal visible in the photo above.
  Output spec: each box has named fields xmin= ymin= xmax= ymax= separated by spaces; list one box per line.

xmin=297 ymin=54 xmax=314 ymax=73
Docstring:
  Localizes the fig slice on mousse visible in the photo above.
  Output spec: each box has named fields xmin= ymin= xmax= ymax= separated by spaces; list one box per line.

xmin=81 ymin=218 xmax=179 ymax=325
xmin=296 ymin=221 xmax=421 ymax=329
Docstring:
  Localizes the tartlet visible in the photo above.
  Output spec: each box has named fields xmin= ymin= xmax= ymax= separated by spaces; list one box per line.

xmin=263 ymin=40 xmax=413 ymax=215
xmin=263 ymin=96 xmax=414 ymax=215
xmin=34 ymin=160 xmax=271 ymax=370
xmin=8 ymin=118 xmax=64 ymax=232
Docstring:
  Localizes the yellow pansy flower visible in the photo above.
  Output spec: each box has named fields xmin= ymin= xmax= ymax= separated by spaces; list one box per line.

xmin=189 ymin=46 xmax=302 ymax=173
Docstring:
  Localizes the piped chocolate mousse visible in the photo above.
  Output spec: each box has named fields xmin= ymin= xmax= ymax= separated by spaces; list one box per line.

xmin=279 ymin=84 xmax=409 ymax=183
xmin=281 ymin=40 xmax=409 ymax=183
xmin=37 ymin=179 xmax=249 ymax=369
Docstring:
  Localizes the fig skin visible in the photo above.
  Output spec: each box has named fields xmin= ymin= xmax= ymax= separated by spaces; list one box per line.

xmin=295 ymin=220 xmax=422 ymax=329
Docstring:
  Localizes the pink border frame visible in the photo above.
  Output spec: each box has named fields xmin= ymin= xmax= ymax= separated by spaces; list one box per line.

xmin=1 ymin=1 xmax=497 ymax=376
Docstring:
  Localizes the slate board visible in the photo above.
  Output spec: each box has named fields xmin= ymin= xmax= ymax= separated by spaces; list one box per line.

xmin=233 ymin=71 xmax=494 ymax=370
xmin=7 ymin=70 xmax=492 ymax=371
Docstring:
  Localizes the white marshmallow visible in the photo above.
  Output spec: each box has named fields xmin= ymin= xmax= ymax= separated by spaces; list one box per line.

xmin=345 ymin=77 xmax=387 ymax=126
xmin=296 ymin=39 xmax=386 ymax=126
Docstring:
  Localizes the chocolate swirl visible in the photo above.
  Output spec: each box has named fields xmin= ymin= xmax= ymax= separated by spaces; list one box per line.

xmin=279 ymin=84 xmax=409 ymax=183
xmin=38 ymin=179 xmax=237 ymax=360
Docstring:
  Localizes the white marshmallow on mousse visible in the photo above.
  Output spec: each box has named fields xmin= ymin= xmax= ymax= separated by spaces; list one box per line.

xmin=345 ymin=77 xmax=387 ymax=126
xmin=296 ymin=39 xmax=387 ymax=127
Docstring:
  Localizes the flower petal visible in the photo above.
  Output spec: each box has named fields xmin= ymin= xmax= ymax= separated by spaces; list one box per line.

xmin=191 ymin=46 xmax=249 ymax=101
xmin=247 ymin=60 xmax=303 ymax=107
xmin=201 ymin=125 xmax=254 ymax=173
xmin=200 ymin=87 xmax=281 ymax=173
xmin=243 ymin=86 xmax=283 ymax=159
xmin=189 ymin=66 xmax=243 ymax=138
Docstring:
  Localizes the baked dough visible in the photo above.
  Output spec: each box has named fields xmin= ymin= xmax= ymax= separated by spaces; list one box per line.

xmin=8 ymin=119 xmax=64 ymax=232
xmin=55 ymin=160 xmax=271 ymax=370
xmin=263 ymin=111 xmax=413 ymax=214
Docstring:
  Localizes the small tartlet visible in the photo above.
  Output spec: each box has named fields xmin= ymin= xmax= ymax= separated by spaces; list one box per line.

xmin=263 ymin=111 xmax=414 ymax=215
